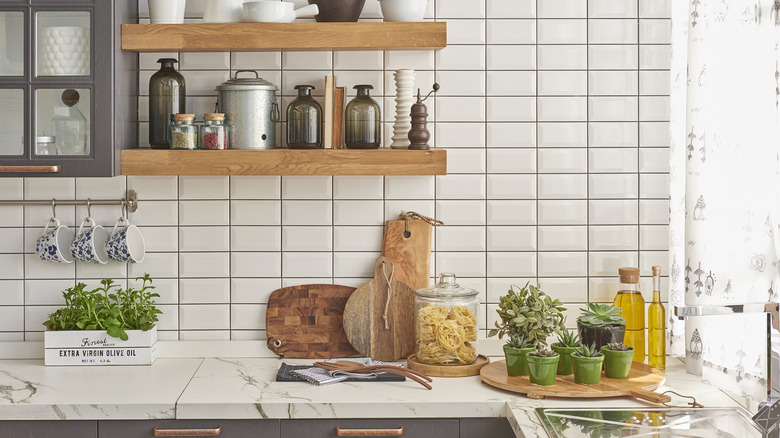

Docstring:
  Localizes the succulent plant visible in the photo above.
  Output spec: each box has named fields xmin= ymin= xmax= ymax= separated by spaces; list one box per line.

xmin=556 ymin=329 xmax=580 ymax=348
xmin=605 ymin=342 xmax=631 ymax=351
xmin=577 ymin=303 xmax=626 ymax=327
xmin=488 ymin=282 xmax=566 ymax=349
xmin=574 ymin=342 xmax=603 ymax=358
xmin=506 ymin=334 xmax=533 ymax=349
xmin=530 ymin=348 xmax=558 ymax=357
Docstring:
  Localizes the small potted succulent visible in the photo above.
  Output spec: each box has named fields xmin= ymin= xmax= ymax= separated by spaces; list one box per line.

xmin=601 ymin=342 xmax=634 ymax=379
xmin=551 ymin=329 xmax=580 ymax=376
xmin=526 ymin=348 xmax=559 ymax=386
xmin=571 ymin=342 xmax=604 ymax=385
xmin=576 ymin=303 xmax=626 ymax=352
xmin=489 ymin=282 xmax=566 ymax=377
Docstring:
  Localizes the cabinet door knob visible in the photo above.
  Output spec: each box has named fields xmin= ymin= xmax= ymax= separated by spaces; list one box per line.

xmin=336 ymin=426 xmax=404 ymax=436
xmin=153 ymin=426 xmax=222 ymax=436
xmin=0 ymin=165 xmax=61 ymax=173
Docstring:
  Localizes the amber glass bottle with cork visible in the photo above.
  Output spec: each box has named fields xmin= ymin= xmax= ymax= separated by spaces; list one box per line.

xmin=648 ymin=265 xmax=666 ymax=370
xmin=614 ymin=267 xmax=645 ymax=363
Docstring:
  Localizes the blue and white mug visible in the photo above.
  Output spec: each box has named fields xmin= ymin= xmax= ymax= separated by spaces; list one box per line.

xmin=70 ymin=217 xmax=109 ymax=264
xmin=105 ymin=217 xmax=145 ymax=263
xmin=35 ymin=217 xmax=75 ymax=263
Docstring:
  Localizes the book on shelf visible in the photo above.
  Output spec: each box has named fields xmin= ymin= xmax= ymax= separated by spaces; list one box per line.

xmin=333 ymin=86 xmax=345 ymax=149
xmin=323 ymin=76 xmax=335 ymax=149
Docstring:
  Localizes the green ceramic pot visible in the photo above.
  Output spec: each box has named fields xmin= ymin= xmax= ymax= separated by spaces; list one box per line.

xmin=601 ymin=346 xmax=634 ymax=379
xmin=526 ymin=353 xmax=560 ymax=386
xmin=571 ymin=352 xmax=604 ymax=385
xmin=503 ymin=344 xmax=535 ymax=377
xmin=551 ymin=342 xmax=577 ymax=375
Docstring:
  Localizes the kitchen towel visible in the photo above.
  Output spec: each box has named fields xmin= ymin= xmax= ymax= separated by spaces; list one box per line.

xmin=276 ymin=362 xmax=405 ymax=385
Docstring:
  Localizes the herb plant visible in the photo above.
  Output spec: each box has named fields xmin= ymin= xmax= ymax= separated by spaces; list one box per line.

xmin=577 ymin=303 xmax=626 ymax=327
xmin=556 ymin=329 xmax=580 ymax=348
xmin=574 ymin=342 xmax=602 ymax=358
xmin=605 ymin=342 xmax=631 ymax=351
xmin=488 ymin=282 xmax=566 ymax=349
xmin=42 ymin=274 xmax=161 ymax=341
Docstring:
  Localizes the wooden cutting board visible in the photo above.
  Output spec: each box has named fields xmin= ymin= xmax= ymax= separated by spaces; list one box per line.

xmin=342 ymin=256 xmax=416 ymax=361
xmin=265 ymin=284 xmax=359 ymax=359
xmin=381 ymin=219 xmax=432 ymax=292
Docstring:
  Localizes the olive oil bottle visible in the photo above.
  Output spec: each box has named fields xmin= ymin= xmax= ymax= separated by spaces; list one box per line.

xmin=648 ymin=265 xmax=666 ymax=370
xmin=614 ymin=267 xmax=645 ymax=362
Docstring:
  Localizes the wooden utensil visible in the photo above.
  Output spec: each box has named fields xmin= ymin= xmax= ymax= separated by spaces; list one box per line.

xmin=406 ymin=354 xmax=490 ymax=377
xmin=381 ymin=212 xmax=438 ymax=291
xmin=314 ymin=361 xmax=433 ymax=390
xmin=342 ymin=256 xmax=416 ymax=361
xmin=480 ymin=360 xmax=671 ymax=404
xmin=266 ymin=284 xmax=359 ymax=359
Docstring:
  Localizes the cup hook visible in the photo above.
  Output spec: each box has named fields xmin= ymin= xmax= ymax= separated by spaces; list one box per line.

xmin=51 ymin=198 xmax=57 ymax=220
xmin=86 ymin=198 xmax=92 ymax=218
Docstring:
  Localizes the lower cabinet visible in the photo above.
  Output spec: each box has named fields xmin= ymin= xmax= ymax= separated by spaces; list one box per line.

xmin=281 ymin=418 xmax=459 ymax=438
xmin=97 ymin=419 xmax=279 ymax=438
xmin=460 ymin=418 xmax=515 ymax=438
xmin=0 ymin=421 xmax=96 ymax=438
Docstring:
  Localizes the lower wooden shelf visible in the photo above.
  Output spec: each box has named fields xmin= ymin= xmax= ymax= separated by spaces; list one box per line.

xmin=120 ymin=148 xmax=447 ymax=176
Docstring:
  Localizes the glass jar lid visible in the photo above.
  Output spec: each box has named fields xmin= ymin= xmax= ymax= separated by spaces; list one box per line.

xmin=36 ymin=136 xmax=55 ymax=143
xmin=416 ymin=273 xmax=478 ymax=298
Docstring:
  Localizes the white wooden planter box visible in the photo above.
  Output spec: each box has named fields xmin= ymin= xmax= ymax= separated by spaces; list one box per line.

xmin=44 ymin=325 xmax=157 ymax=366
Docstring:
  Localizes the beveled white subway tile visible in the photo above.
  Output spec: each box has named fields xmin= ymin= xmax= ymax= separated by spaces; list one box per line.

xmin=139 ymin=52 xmax=178 ymax=69
xmin=231 ymin=304 xmax=266 ymax=330
xmin=639 ymin=122 xmax=671 ymax=147
xmin=589 ymin=174 xmax=639 ymax=199
xmin=282 ymin=200 xmax=332 ymax=225
xmin=640 ymin=19 xmax=672 ymax=44
xmin=538 ymin=19 xmax=587 ymax=44
xmin=179 ymin=200 xmax=229 ymax=226
xmin=487 ymin=124 xmax=535 ymax=148
xmin=589 ymin=97 xmax=639 ymax=121
xmin=538 ymin=200 xmax=587 ymax=225
xmin=24 ymin=205 xmax=75 ymax=230
xmin=0 ymin=228 xmax=23 ymax=254
xmin=180 ymin=278 xmax=230 ymax=304
xmin=179 ymin=252 xmax=229 ymax=278
xmin=283 ymin=252 xmax=332 ymax=277
xmin=24 ymin=306 xmax=59 ymax=332
xmin=77 ymin=260 xmax=127 ymax=280
xmin=437 ymin=200 xmax=486 ymax=225
xmin=231 ymin=51 xmax=282 ymax=70
xmin=640 ymin=96 xmax=670 ymax=121
xmin=178 ymin=176 xmax=229 ymax=200
xmin=334 ymin=200 xmax=383 ymax=225
xmin=640 ymin=45 xmax=672 ymax=69
xmin=639 ymin=252 xmax=668 ymax=279
xmin=0 ymin=280 xmax=23 ymax=305
xmin=281 ymin=176 xmax=332 ymax=199
xmin=333 ymin=176 xmax=383 ymax=199
xmin=640 ymin=174 xmax=670 ymax=198
xmin=540 ymin=278 xmax=588 ymax=302
xmin=538 ymin=174 xmax=588 ymax=199
xmin=155 ymin=304 xmax=179 ymax=332
xmin=538 ymin=45 xmax=587 ymax=70
xmin=487 ymin=252 xmax=535 ymax=277
xmin=231 ymin=252 xmax=281 ymax=277
xmin=538 ymin=0 xmax=586 ymax=17
xmin=179 ymin=52 xmax=230 ymax=70
xmin=179 ymin=226 xmax=229 ymax=252
xmin=436 ymin=0 xmax=485 ymax=18
xmin=487 ymin=149 xmax=536 ymax=174
xmin=436 ymin=123 xmax=486 ymax=148
xmin=334 ymin=226 xmax=383 ymax=252
xmin=333 ymin=50 xmax=382 ymax=70
xmin=75 ymin=177 xmax=126 ymax=200
xmin=639 ymin=148 xmax=669 ymax=172
xmin=340 ymin=71 xmax=386 ymax=98
xmin=589 ymin=0 xmax=637 ymax=17
xmin=231 ymin=278 xmax=280 ymax=304
xmin=0 ymin=178 xmax=23 ymax=200
xmin=589 ymin=251 xmax=639 ymax=276
xmin=180 ymin=70 xmax=230 ymax=96
xmin=487 ymin=97 xmax=535 ymax=122
xmin=588 ymin=19 xmax=638 ymax=44
xmin=539 ymin=252 xmax=587 ymax=276
xmin=0 ymin=307 xmax=23 ymax=332
xmin=639 ymin=71 xmax=671 ymax=95
xmin=486 ymin=45 xmax=536 ymax=70
xmin=436 ymin=71 xmax=485 ymax=96
xmin=589 ymin=148 xmax=638 ymax=173
xmin=487 ymin=278 xmax=536 ymax=302
xmin=128 ymin=252 xmax=178 ymax=279
xmin=588 ymin=45 xmax=638 ymax=70
xmin=538 ymin=226 xmax=587 ymax=251
xmin=588 ymin=277 xmax=619 ymax=302
xmin=436 ymin=175 xmax=486 ymax=199
xmin=640 ymin=225 xmax=669 ymax=250
xmin=128 ymin=176 xmax=178 ymax=200
xmin=588 ymin=71 xmax=638 ymax=96
xmin=447 ymin=149 xmax=486 ymax=174
xmin=487 ymin=20 xmax=535 ymax=44
xmin=282 ymin=51 xmax=333 ymax=70
xmin=282 ymin=226 xmax=332 ymax=252
xmin=538 ymin=123 xmax=587 ymax=147
xmin=24 ymin=178 xmax=75 ymax=200
xmin=385 ymin=176 xmax=435 ymax=199
xmin=537 ymin=71 xmax=586 ymax=96
xmin=231 ymin=226 xmax=281 ymax=252
xmin=127 ymin=277 xmax=176 ymax=304
xmin=640 ymin=199 xmax=669 ymax=224
xmin=24 ymin=279 xmax=71 ymax=305
xmin=589 ymin=200 xmax=639 ymax=224
xmin=436 ymin=227 xmax=486 ymax=252
xmin=384 ymin=50 xmax=434 ymax=70
xmin=129 ymin=200 xmax=178 ymax=226
xmin=437 ymin=45 xmax=486 ymax=70
xmin=487 ymin=200 xmax=536 ymax=226
xmin=589 ymin=122 xmax=638 ymax=147
xmin=538 ymin=149 xmax=587 ymax=173
xmin=487 ymin=71 xmax=535 ymax=96
xmin=640 ymin=0 xmax=672 ymax=18
xmin=333 ymin=252 xmax=380 ymax=277
xmin=180 ymin=304 xmax=229 ymax=330
xmin=590 ymin=225 xmax=639 ymax=251
xmin=437 ymin=97 xmax=486 ymax=122
xmin=487 ymin=0 xmax=535 ymax=17
xmin=230 ymin=176 xmax=280 ymax=199
xmin=281 ymin=71 xmax=328 ymax=96
xmin=231 ymin=200 xmax=281 ymax=226
xmin=180 ymin=331 xmax=229 ymax=341
xmin=437 ymin=252 xmax=486 ymax=277
xmin=487 ymin=226 xmax=536 ymax=251
xmin=385 ymin=200 xmax=435 ymax=220
xmin=445 ymin=19 xmax=486 ymax=44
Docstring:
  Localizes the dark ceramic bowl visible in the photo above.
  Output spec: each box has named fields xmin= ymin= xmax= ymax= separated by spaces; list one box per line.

xmin=307 ymin=0 xmax=366 ymax=22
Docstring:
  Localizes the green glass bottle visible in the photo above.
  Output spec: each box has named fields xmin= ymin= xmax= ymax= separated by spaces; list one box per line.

xmin=345 ymin=84 xmax=380 ymax=149
xmin=648 ymin=265 xmax=666 ymax=370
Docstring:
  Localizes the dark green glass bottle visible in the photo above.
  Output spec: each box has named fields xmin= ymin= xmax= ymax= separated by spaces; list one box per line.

xmin=345 ymin=84 xmax=380 ymax=149
xmin=149 ymin=58 xmax=186 ymax=149
xmin=287 ymin=85 xmax=322 ymax=149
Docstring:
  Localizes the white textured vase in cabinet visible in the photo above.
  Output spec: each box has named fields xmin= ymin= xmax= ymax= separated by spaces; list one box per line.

xmin=40 ymin=27 xmax=90 ymax=76
xmin=391 ymin=69 xmax=415 ymax=149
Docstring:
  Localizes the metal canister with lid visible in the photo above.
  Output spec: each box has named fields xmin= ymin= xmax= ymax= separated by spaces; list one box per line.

xmin=216 ymin=70 xmax=279 ymax=149
xmin=415 ymin=273 xmax=480 ymax=365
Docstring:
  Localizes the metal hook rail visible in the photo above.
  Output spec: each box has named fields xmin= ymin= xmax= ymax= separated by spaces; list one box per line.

xmin=0 ymin=190 xmax=138 ymax=212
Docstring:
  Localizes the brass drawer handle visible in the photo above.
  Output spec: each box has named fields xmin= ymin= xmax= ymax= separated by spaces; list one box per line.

xmin=153 ymin=426 xmax=222 ymax=436
xmin=336 ymin=426 xmax=404 ymax=436
xmin=0 ymin=165 xmax=61 ymax=173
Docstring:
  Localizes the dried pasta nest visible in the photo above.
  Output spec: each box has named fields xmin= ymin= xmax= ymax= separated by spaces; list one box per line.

xmin=416 ymin=305 xmax=478 ymax=365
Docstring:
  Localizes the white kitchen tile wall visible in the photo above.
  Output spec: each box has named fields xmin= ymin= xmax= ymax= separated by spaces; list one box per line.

xmin=0 ymin=0 xmax=671 ymax=342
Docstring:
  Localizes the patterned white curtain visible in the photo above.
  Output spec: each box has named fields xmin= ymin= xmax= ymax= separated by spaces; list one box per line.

xmin=669 ymin=0 xmax=780 ymax=401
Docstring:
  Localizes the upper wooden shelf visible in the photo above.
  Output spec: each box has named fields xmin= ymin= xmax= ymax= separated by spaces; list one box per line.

xmin=120 ymin=149 xmax=447 ymax=176
xmin=121 ymin=22 xmax=447 ymax=52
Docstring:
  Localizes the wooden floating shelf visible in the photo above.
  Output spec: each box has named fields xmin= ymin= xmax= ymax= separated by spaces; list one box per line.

xmin=120 ymin=149 xmax=447 ymax=176
xmin=121 ymin=22 xmax=447 ymax=52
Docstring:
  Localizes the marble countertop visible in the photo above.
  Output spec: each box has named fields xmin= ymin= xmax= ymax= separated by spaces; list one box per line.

xmin=0 ymin=357 xmax=748 ymax=437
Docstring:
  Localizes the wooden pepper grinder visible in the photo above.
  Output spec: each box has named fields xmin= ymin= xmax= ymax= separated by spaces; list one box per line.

xmin=407 ymin=83 xmax=439 ymax=150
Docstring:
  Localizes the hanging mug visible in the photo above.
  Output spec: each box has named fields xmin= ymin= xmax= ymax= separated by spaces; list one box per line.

xmin=35 ymin=217 xmax=75 ymax=263
xmin=105 ymin=217 xmax=146 ymax=263
xmin=70 ymin=217 xmax=109 ymax=264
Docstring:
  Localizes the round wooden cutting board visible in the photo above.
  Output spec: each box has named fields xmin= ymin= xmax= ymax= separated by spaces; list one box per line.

xmin=480 ymin=360 xmax=670 ymax=404
xmin=406 ymin=354 xmax=489 ymax=377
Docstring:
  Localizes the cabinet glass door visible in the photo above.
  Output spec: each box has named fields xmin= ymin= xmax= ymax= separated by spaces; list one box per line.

xmin=36 ymin=11 xmax=90 ymax=78
xmin=0 ymin=90 xmax=24 ymax=155
xmin=36 ymin=88 xmax=91 ymax=155
xmin=0 ymin=12 xmax=24 ymax=77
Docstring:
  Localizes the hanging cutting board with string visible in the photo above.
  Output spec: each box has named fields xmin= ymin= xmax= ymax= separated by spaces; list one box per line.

xmin=381 ymin=212 xmax=443 ymax=292
xmin=342 ymin=256 xmax=417 ymax=361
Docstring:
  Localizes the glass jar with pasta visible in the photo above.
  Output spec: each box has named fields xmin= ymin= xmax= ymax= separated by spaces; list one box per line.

xmin=415 ymin=273 xmax=480 ymax=365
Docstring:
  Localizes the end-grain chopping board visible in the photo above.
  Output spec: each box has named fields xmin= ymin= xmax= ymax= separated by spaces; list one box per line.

xmin=342 ymin=256 xmax=416 ymax=361
xmin=266 ymin=284 xmax=359 ymax=359
xmin=382 ymin=219 xmax=432 ymax=292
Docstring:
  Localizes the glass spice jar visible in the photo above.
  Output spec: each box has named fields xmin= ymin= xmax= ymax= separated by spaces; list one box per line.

xmin=170 ymin=114 xmax=197 ymax=150
xmin=199 ymin=113 xmax=228 ymax=150
xmin=415 ymin=273 xmax=480 ymax=365
xmin=286 ymin=85 xmax=322 ymax=149
xmin=345 ymin=84 xmax=381 ymax=149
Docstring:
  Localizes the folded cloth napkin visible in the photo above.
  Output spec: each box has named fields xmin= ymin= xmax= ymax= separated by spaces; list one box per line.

xmin=277 ymin=359 xmax=406 ymax=385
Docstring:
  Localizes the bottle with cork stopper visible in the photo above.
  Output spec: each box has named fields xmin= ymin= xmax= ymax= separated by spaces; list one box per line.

xmin=614 ymin=267 xmax=645 ymax=363
xmin=648 ymin=265 xmax=665 ymax=370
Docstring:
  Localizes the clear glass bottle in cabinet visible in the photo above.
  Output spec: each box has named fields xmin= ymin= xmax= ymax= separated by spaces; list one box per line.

xmin=49 ymin=89 xmax=89 ymax=155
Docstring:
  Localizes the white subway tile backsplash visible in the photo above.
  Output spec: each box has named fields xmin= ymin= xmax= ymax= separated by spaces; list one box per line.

xmin=231 ymin=200 xmax=281 ymax=226
xmin=436 ymin=175 xmax=486 ymax=199
xmin=178 ymin=176 xmax=229 ymax=200
xmin=589 ymin=148 xmax=638 ymax=173
xmin=438 ymin=45 xmax=488 ymax=71
xmin=486 ymin=97 xmax=535 ymax=122
xmin=334 ymin=200 xmax=383 ymax=225
xmin=589 ymin=0 xmax=638 ymax=17
xmin=232 ymin=278 xmax=280 ymax=304
xmin=180 ymin=304 xmax=230 ymax=330
xmin=130 ymin=201 xmax=178 ymax=226
xmin=24 ymin=178 xmax=75 ymax=200
xmin=128 ymin=176 xmax=178 ymax=200
xmin=538 ymin=97 xmax=587 ymax=121
xmin=538 ymin=71 xmax=586 ymax=96
xmin=437 ymin=252 xmax=487 ymax=277
xmin=180 ymin=278 xmax=230 ymax=304
xmin=128 ymin=252 xmax=178 ymax=278
xmin=333 ymin=252 xmax=380 ymax=278
xmin=231 ymin=304 xmax=266 ymax=330
xmin=487 ymin=200 xmax=536 ymax=226
xmin=283 ymin=252 xmax=332 ymax=277
xmin=282 ymin=226 xmax=332 ymax=252
xmin=486 ymin=71 xmax=535 ymax=96
xmin=231 ymin=226 xmax=282 ymax=252
xmin=282 ymin=200 xmax=332 ymax=225
xmin=640 ymin=122 xmax=671 ymax=147
xmin=445 ymin=20 xmax=487 ymax=45
xmin=640 ymin=45 xmax=672 ymax=69
xmin=537 ymin=0 xmax=587 ymax=17
xmin=0 ymin=307 xmax=23 ymax=332
xmin=640 ymin=225 xmax=669 ymax=251
xmin=179 ymin=52 xmax=230 ymax=70
xmin=589 ymin=200 xmax=639 ymax=224
xmin=446 ymin=149 xmax=486 ymax=174
xmin=589 ymin=174 xmax=639 ymax=199
xmin=384 ymin=50 xmax=434 ymax=71
xmin=437 ymin=123 xmax=486 ymax=148
xmin=589 ymin=251 xmax=639 ymax=276
xmin=588 ymin=71 xmax=638 ymax=96
xmin=435 ymin=71 xmax=485 ymax=96
xmin=538 ymin=149 xmax=587 ymax=174
xmin=538 ymin=20 xmax=587 ymax=44
xmin=589 ymin=97 xmax=639 ymax=121
xmin=487 ymin=226 xmax=536 ymax=251
xmin=386 ymin=200 xmax=435 ymax=221
xmin=640 ymin=19 xmax=672 ymax=44
xmin=589 ymin=225 xmax=639 ymax=250
xmin=438 ymin=97 xmax=486 ymax=122
xmin=538 ymin=123 xmax=587 ymax=148
xmin=589 ymin=122 xmax=638 ymax=147
xmin=231 ymin=252 xmax=281 ymax=278
xmin=639 ymin=71 xmax=671 ymax=96
xmin=75 ymin=177 xmax=126 ymax=200
xmin=640 ymin=200 xmax=669 ymax=224
xmin=538 ymin=252 xmax=587 ymax=277
xmin=334 ymin=226 xmax=383 ymax=252
xmin=437 ymin=0 xmax=485 ymax=18
xmin=0 ymin=178 xmax=22 ymax=200
xmin=333 ymin=176 xmax=383 ymax=199
xmin=588 ymin=19 xmax=638 ymax=44
xmin=385 ymin=176 xmax=435 ymax=199
xmin=538 ymin=45 xmax=587 ymax=70
xmin=538 ymin=174 xmax=588 ymax=199
xmin=588 ymin=45 xmax=638 ymax=70
xmin=640 ymin=174 xmax=670 ymax=198
xmin=437 ymin=227 xmax=487 ymax=252
xmin=0 ymin=229 xmax=23 ymax=254
xmin=179 ymin=252 xmax=229 ymax=278
xmin=283 ymin=51 xmax=332 ymax=70
xmin=77 ymin=260 xmax=127 ymax=280
xmin=487 ymin=0 xmax=535 ymax=17
xmin=281 ymin=176 xmax=332 ymax=199
xmin=538 ymin=226 xmax=587 ymax=251
xmin=179 ymin=200 xmax=229 ymax=226
xmin=487 ymin=20 xmax=536 ymax=44
xmin=639 ymin=148 xmax=670 ymax=172
xmin=487 ymin=45 xmax=536 ymax=70
xmin=538 ymin=200 xmax=588 ymax=225
xmin=487 ymin=149 xmax=536 ymax=174
xmin=179 ymin=227 xmax=229 ymax=252
xmin=487 ymin=252 xmax=536 ymax=277
xmin=640 ymin=96 xmax=670 ymax=121
xmin=0 ymin=281 xmax=24 ymax=306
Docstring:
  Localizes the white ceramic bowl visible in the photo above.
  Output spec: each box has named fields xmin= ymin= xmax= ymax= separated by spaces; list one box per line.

xmin=379 ymin=0 xmax=427 ymax=22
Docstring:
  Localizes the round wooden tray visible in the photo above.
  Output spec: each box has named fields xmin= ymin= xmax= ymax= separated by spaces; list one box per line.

xmin=406 ymin=354 xmax=489 ymax=377
xmin=480 ymin=360 xmax=670 ymax=404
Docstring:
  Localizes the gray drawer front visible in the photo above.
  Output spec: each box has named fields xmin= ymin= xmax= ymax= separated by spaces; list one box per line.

xmin=0 ymin=421 xmax=96 ymax=438
xmin=460 ymin=418 xmax=514 ymax=438
xmin=281 ymin=419 xmax=459 ymax=438
xmin=98 ymin=420 xmax=279 ymax=438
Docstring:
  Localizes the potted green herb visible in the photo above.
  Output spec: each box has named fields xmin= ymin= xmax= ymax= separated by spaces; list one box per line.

xmin=489 ymin=282 xmax=566 ymax=377
xmin=551 ymin=329 xmax=580 ymax=375
xmin=571 ymin=342 xmax=604 ymax=385
xmin=526 ymin=348 xmax=559 ymax=386
xmin=43 ymin=274 xmax=162 ymax=366
xmin=576 ymin=303 xmax=626 ymax=352
xmin=601 ymin=342 xmax=634 ymax=379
